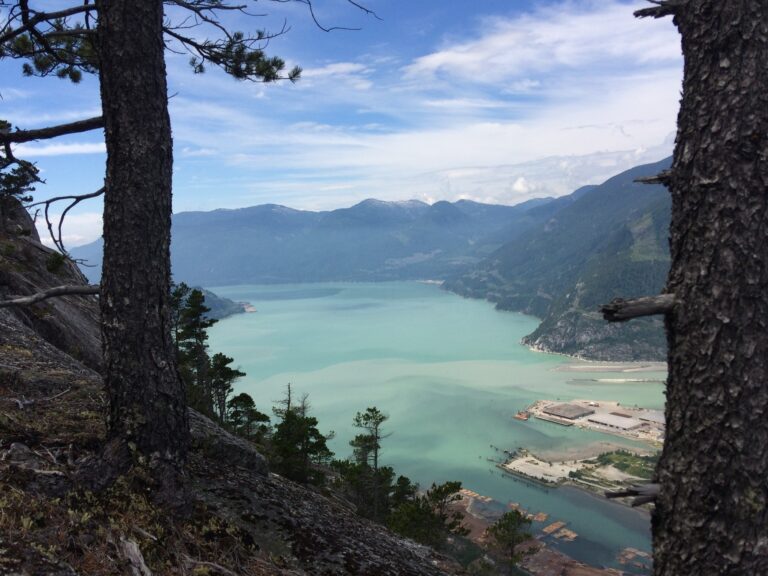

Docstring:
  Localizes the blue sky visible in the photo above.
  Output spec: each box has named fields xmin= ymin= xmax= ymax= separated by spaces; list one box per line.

xmin=1 ymin=0 xmax=682 ymax=247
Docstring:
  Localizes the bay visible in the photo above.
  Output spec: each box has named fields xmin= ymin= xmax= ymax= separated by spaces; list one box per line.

xmin=207 ymin=281 xmax=666 ymax=572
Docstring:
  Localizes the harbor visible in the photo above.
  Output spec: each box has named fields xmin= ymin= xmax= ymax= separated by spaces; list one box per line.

xmin=524 ymin=399 xmax=665 ymax=444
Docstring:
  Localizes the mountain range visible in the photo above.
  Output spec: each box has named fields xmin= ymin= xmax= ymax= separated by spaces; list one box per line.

xmin=73 ymin=158 xmax=672 ymax=361
xmin=445 ymin=157 xmax=671 ymax=360
xmin=73 ymin=197 xmax=553 ymax=285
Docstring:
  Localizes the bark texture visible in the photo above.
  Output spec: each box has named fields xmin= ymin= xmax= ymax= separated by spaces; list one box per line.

xmin=97 ymin=0 xmax=188 ymax=463
xmin=653 ymin=1 xmax=768 ymax=573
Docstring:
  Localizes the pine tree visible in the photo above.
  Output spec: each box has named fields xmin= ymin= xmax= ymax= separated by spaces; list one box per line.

xmin=227 ymin=392 xmax=270 ymax=441
xmin=0 ymin=1 xmax=371 ymax=489
xmin=486 ymin=510 xmax=533 ymax=568
xmin=177 ymin=288 xmax=217 ymax=415
xmin=603 ymin=3 xmax=768 ymax=572
xmin=271 ymin=386 xmax=334 ymax=485
xmin=209 ymin=352 xmax=245 ymax=424
xmin=351 ymin=407 xmax=391 ymax=521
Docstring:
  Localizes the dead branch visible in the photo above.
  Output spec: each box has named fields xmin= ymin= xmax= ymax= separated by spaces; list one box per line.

xmin=28 ymin=188 xmax=105 ymax=256
xmin=635 ymin=169 xmax=672 ymax=186
xmin=182 ymin=555 xmax=239 ymax=576
xmin=0 ymin=396 xmax=34 ymax=409
xmin=0 ymin=387 xmax=72 ymax=410
xmin=635 ymin=0 xmax=685 ymax=19
xmin=601 ymin=294 xmax=676 ymax=322
xmin=606 ymin=483 xmax=660 ymax=506
xmin=0 ymin=285 xmax=99 ymax=308
xmin=0 ymin=116 xmax=104 ymax=145
xmin=119 ymin=538 xmax=152 ymax=576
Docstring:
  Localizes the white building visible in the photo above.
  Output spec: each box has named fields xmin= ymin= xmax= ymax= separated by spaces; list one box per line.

xmin=587 ymin=414 xmax=644 ymax=431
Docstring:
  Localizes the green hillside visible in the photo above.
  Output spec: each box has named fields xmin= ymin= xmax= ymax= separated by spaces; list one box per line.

xmin=444 ymin=158 xmax=672 ymax=361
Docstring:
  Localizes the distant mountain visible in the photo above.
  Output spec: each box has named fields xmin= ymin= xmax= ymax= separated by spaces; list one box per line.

xmin=73 ymin=198 xmax=555 ymax=285
xmin=444 ymin=158 xmax=672 ymax=361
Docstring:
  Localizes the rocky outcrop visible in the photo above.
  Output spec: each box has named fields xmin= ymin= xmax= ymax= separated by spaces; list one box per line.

xmin=0 ymin=200 xmax=101 ymax=369
xmin=522 ymin=309 xmax=666 ymax=361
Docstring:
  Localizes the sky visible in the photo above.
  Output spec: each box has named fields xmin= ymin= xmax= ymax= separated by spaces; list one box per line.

xmin=0 ymin=0 xmax=683 ymax=248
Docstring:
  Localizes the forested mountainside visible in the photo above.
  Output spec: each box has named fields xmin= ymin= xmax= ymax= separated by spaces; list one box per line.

xmin=72 ymin=198 xmax=556 ymax=285
xmin=0 ymin=201 xmax=459 ymax=576
xmin=444 ymin=158 xmax=672 ymax=361
xmin=72 ymin=159 xmax=672 ymax=361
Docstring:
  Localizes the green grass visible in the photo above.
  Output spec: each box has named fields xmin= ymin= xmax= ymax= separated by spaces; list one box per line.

xmin=596 ymin=450 xmax=658 ymax=480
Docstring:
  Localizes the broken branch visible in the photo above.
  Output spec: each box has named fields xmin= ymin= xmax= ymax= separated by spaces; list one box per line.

xmin=606 ymin=483 xmax=660 ymax=506
xmin=635 ymin=169 xmax=672 ymax=186
xmin=635 ymin=0 xmax=685 ymax=19
xmin=601 ymin=294 xmax=676 ymax=322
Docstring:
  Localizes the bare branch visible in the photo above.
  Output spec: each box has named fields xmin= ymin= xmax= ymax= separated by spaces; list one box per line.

xmin=28 ymin=188 xmax=105 ymax=256
xmin=182 ymin=555 xmax=240 ymax=576
xmin=44 ymin=28 xmax=97 ymax=39
xmin=635 ymin=169 xmax=673 ymax=186
xmin=0 ymin=284 xmax=99 ymax=308
xmin=606 ymin=483 xmax=660 ymax=506
xmin=0 ymin=387 xmax=71 ymax=410
xmin=344 ymin=0 xmax=382 ymax=21
xmin=601 ymin=294 xmax=677 ymax=322
xmin=1 ymin=116 xmax=104 ymax=145
xmin=635 ymin=0 xmax=685 ymax=19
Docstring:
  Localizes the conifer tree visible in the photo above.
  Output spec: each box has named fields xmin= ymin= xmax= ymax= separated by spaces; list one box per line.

xmin=271 ymin=385 xmax=334 ymax=484
xmin=0 ymin=1 xmax=372 ymax=490
xmin=209 ymin=352 xmax=245 ymax=424
xmin=602 ymin=2 xmax=768 ymax=572
xmin=227 ymin=392 xmax=270 ymax=440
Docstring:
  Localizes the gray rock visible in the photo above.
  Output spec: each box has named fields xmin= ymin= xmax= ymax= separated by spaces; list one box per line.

xmin=189 ymin=409 xmax=268 ymax=476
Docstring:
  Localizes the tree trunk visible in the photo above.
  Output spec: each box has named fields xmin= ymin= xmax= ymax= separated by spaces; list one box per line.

xmin=653 ymin=1 xmax=768 ymax=573
xmin=97 ymin=0 xmax=188 ymax=466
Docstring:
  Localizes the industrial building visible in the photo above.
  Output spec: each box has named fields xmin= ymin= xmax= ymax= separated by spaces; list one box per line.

xmin=587 ymin=414 xmax=644 ymax=431
xmin=542 ymin=403 xmax=595 ymax=420
xmin=639 ymin=410 xmax=665 ymax=425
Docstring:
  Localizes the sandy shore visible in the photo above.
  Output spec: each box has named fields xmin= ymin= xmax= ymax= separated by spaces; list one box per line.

xmin=554 ymin=362 xmax=667 ymax=373
xmin=532 ymin=441 xmax=639 ymax=463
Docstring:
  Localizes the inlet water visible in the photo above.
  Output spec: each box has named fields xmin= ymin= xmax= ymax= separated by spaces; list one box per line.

xmin=208 ymin=282 xmax=666 ymax=571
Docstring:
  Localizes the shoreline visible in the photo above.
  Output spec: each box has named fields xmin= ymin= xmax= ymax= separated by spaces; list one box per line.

xmin=523 ymin=343 xmax=667 ymax=372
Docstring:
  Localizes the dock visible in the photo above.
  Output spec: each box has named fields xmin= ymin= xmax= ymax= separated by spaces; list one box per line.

xmin=534 ymin=414 xmax=574 ymax=426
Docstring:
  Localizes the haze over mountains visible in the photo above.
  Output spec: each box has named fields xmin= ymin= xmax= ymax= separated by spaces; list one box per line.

xmin=73 ymin=158 xmax=672 ymax=361
xmin=73 ymin=197 xmax=553 ymax=285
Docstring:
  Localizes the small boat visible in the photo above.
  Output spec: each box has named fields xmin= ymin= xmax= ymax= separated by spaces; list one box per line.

xmin=514 ymin=410 xmax=530 ymax=421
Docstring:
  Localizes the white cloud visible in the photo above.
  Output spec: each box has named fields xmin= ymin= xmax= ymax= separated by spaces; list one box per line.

xmin=15 ymin=142 xmax=106 ymax=157
xmin=403 ymin=1 xmax=680 ymax=83
xmin=160 ymin=1 xmax=682 ymax=213
xmin=299 ymin=61 xmax=373 ymax=90
xmin=0 ymin=87 xmax=31 ymax=101
xmin=36 ymin=211 xmax=103 ymax=249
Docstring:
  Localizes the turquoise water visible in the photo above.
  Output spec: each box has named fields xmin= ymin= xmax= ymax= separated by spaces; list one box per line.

xmin=207 ymin=282 xmax=666 ymax=571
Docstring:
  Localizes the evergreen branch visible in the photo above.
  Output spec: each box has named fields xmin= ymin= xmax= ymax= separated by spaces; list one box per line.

xmin=0 ymin=284 xmax=99 ymax=308
xmin=0 ymin=3 xmax=97 ymax=45
xmin=0 ymin=116 xmax=104 ymax=144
